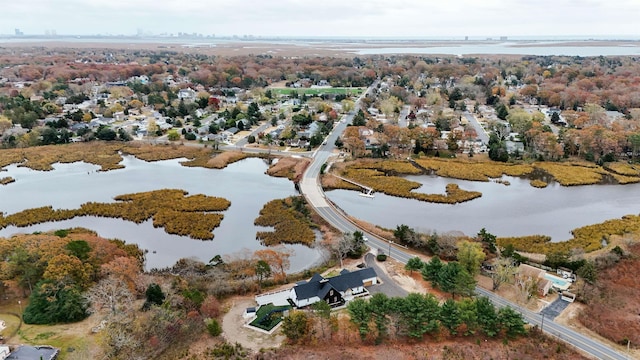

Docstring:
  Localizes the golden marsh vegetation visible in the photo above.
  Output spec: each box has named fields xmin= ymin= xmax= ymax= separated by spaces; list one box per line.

xmin=0 ymin=177 xmax=15 ymax=185
xmin=326 ymin=162 xmax=481 ymax=204
xmin=254 ymin=197 xmax=316 ymax=246
xmin=0 ymin=143 xmax=259 ymax=173
xmin=497 ymin=214 xmax=640 ymax=254
xmin=0 ymin=189 xmax=230 ymax=240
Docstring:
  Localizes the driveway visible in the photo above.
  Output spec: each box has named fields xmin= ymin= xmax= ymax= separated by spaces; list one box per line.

xmin=540 ymin=294 xmax=571 ymax=320
xmin=364 ymin=253 xmax=408 ymax=298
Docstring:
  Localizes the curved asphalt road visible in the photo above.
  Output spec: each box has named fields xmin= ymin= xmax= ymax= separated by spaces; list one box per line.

xmin=298 ymin=83 xmax=629 ymax=360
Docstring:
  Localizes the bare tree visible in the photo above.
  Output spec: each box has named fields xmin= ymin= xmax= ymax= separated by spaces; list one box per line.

xmin=332 ymin=232 xmax=355 ymax=268
xmin=85 ymin=276 xmax=134 ymax=316
xmin=491 ymin=258 xmax=517 ymax=291
xmin=101 ymin=315 xmax=142 ymax=360
xmin=515 ymin=274 xmax=540 ymax=304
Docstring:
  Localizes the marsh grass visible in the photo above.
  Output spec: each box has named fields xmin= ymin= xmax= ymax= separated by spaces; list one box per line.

xmin=497 ymin=214 xmax=640 ymax=254
xmin=0 ymin=189 xmax=230 ymax=240
xmin=254 ymin=197 xmax=316 ymax=246
xmin=0 ymin=177 xmax=15 ymax=185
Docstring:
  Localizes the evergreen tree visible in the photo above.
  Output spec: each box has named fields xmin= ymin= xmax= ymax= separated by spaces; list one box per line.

xmin=440 ymin=298 xmax=462 ymax=335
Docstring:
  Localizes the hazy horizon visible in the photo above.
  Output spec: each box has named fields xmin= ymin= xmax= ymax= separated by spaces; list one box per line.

xmin=2 ymin=0 xmax=638 ymax=39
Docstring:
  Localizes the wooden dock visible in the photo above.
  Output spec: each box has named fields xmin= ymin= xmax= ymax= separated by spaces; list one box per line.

xmin=332 ymin=174 xmax=374 ymax=197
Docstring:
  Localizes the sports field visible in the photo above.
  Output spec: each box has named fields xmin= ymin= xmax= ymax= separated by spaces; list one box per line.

xmin=270 ymin=87 xmax=364 ymax=96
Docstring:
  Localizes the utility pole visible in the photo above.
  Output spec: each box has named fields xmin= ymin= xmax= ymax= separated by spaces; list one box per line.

xmin=541 ymin=313 xmax=545 ymax=332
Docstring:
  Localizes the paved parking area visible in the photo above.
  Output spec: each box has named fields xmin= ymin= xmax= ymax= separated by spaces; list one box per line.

xmin=365 ymin=253 xmax=408 ymax=298
xmin=540 ymin=295 xmax=571 ymax=320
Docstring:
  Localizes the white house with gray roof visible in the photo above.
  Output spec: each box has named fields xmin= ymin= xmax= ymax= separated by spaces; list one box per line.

xmin=255 ymin=268 xmax=377 ymax=308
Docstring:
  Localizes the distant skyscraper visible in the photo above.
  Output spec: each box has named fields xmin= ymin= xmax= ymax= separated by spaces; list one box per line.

xmin=14 ymin=28 xmax=23 ymax=36
xmin=137 ymin=28 xmax=144 ymax=36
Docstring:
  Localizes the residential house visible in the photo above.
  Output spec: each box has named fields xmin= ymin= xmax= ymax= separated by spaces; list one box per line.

xmin=195 ymin=108 xmax=208 ymax=118
xmin=5 ymin=345 xmax=59 ymax=360
xmin=2 ymin=124 xmax=28 ymax=140
xmin=178 ymin=88 xmax=197 ymax=101
xmin=297 ymin=121 xmax=320 ymax=139
xmin=235 ymin=119 xmax=250 ymax=130
xmin=505 ymin=140 xmax=524 ymax=154
xmin=221 ymin=127 xmax=239 ymax=142
xmin=516 ymin=264 xmax=552 ymax=297
xmin=255 ymin=268 xmax=378 ymax=308
xmin=0 ymin=345 xmax=9 ymax=359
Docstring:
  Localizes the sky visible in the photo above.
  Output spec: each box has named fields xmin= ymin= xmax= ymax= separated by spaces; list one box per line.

xmin=2 ymin=0 xmax=639 ymax=38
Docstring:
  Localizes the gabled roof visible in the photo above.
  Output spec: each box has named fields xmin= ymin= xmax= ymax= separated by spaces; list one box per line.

xmin=293 ymin=268 xmax=377 ymax=301
xmin=329 ymin=267 xmax=376 ymax=292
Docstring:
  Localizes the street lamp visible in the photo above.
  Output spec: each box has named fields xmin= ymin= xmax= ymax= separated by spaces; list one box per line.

xmin=388 ymin=240 xmax=392 ymax=258
xmin=541 ymin=313 xmax=545 ymax=332
xmin=18 ymin=300 xmax=22 ymax=314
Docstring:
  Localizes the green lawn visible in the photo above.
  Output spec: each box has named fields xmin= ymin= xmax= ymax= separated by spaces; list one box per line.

xmin=248 ymin=303 xmax=292 ymax=332
xmin=270 ymin=87 xmax=364 ymax=96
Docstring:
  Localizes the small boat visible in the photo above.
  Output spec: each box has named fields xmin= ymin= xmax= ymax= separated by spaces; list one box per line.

xmin=358 ymin=190 xmax=375 ymax=198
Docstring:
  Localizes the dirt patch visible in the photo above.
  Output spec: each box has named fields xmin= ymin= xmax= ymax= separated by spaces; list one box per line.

xmin=260 ymin=331 xmax=588 ymax=360
xmin=575 ymin=241 xmax=640 ymax=353
xmin=555 ymin=302 xmax=639 ymax=359
xmin=267 ymin=156 xmax=310 ymax=181
xmin=221 ymin=296 xmax=285 ymax=353
xmin=206 ymin=151 xmax=253 ymax=168
xmin=477 ymin=274 xmax=547 ymax=312
xmin=378 ymin=257 xmax=430 ymax=295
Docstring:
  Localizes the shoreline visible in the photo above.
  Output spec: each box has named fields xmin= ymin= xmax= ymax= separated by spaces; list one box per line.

xmin=1 ymin=39 xmax=639 ymax=57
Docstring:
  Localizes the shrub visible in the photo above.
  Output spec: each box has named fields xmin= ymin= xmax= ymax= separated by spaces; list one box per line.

xmin=143 ymin=283 xmax=165 ymax=310
xmin=377 ymin=254 xmax=387 ymax=262
xmin=207 ymin=318 xmax=222 ymax=336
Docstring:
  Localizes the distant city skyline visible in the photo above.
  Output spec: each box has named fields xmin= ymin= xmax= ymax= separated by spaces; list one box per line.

xmin=2 ymin=0 xmax=639 ymax=38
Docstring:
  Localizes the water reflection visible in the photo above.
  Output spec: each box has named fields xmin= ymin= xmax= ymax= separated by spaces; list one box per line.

xmin=0 ymin=157 xmax=325 ymax=271
xmin=326 ymin=175 xmax=640 ymax=242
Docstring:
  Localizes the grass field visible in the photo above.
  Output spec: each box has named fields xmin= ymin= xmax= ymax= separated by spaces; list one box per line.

xmin=249 ymin=303 xmax=292 ymax=331
xmin=270 ymin=87 xmax=364 ymax=96
xmin=0 ymin=301 xmax=96 ymax=359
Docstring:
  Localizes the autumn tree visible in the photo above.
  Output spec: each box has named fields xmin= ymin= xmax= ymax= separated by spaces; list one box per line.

xmin=456 ymin=240 xmax=486 ymax=276
xmin=42 ymin=254 xmax=92 ymax=290
xmin=0 ymin=115 xmax=12 ymax=133
xmin=254 ymin=247 xmax=292 ymax=283
xmin=281 ymin=310 xmax=312 ymax=343
xmin=200 ymin=296 xmax=222 ymax=318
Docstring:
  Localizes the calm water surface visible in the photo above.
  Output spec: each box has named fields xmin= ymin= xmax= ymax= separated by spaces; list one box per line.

xmin=353 ymin=43 xmax=640 ymax=56
xmin=0 ymin=157 xmax=324 ymax=271
xmin=326 ymin=175 xmax=640 ymax=241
